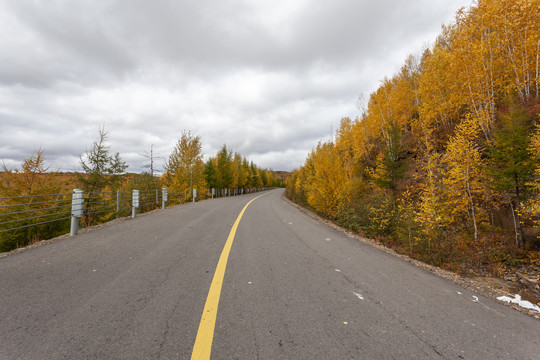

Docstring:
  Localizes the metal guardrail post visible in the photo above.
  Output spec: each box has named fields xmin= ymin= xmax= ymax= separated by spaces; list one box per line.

xmin=132 ymin=190 xmax=140 ymax=219
xmin=162 ymin=188 xmax=168 ymax=209
xmin=193 ymin=189 xmax=197 ymax=203
xmin=70 ymin=189 xmax=84 ymax=236
xmin=156 ymin=189 xmax=159 ymax=205
xmin=116 ymin=190 xmax=120 ymax=213
xmin=211 ymin=188 xmax=215 ymax=199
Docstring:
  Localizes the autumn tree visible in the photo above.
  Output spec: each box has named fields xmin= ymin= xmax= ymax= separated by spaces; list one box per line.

xmin=241 ymin=158 xmax=251 ymax=189
xmin=284 ymin=0 xmax=540 ymax=276
xmin=0 ymin=149 xmax=59 ymax=197
xmin=232 ymin=152 xmax=248 ymax=192
xmin=202 ymin=145 xmax=273 ymax=196
xmin=442 ymin=115 xmax=487 ymax=241
xmin=304 ymin=142 xmax=348 ymax=218
xmin=250 ymin=162 xmax=263 ymax=188
xmin=484 ymin=104 xmax=535 ymax=247
xmin=165 ymin=131 xmax=205 ymax=198
xmin=215 ymin=145 xmax=234 ymax=193
xmin=0 ymin=149 xmax=65 ymax=252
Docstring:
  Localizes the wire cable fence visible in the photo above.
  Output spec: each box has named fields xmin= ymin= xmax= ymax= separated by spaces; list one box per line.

xmin=0 ymin=193 xmax=73 ymax=251
xmin=80 ymin=191 xmax=121 ymax=228
xmin=0 ymin=186 xmax=272 ymax=252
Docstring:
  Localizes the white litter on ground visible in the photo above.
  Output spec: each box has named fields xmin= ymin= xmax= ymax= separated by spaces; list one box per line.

xmin=353 ymin=292 xmax=364 ymax=300
xmin=335 ymin=269 xmax=341 ymax=272
xmin=472 ymin=295 xmax=479 ymax=303
xmin=325 ymin=238 xmax=331 ymax=241
xmin=497 ymin=294 xmax=540 ymax=313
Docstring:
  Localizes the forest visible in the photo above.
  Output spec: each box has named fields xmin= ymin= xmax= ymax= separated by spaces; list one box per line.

xmin=0 ymin=130 xmax=284 ymax=252
xmin=286 ymin=0 xmax=540 ymax=279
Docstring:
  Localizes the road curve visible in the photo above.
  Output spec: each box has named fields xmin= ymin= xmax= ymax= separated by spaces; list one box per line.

xmin=0 ymin=189 xmax=538 ymax=359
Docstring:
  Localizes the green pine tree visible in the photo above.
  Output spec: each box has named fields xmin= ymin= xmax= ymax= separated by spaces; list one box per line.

xmin=484 ymin=104 xmax=535 ymax=247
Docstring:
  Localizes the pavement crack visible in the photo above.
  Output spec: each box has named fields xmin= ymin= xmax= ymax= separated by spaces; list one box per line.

xmin=408 ymin=325 xmax=447 ymax=359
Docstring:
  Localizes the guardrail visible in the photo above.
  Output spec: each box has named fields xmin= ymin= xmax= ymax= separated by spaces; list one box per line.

xmin=0 ymin=187 xmax=271 ymax=251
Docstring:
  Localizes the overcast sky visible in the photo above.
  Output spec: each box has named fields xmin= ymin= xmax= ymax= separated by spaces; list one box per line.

xmin=0 ymin=0 xmax=471 ymax=173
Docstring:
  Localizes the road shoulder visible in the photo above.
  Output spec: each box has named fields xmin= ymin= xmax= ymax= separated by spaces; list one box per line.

xmin=282 ymin=193 xmax=540 ymax=320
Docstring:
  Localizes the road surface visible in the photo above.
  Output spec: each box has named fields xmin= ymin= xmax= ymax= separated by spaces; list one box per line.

xmin=0 ymin=189 xmax=538 ymax=359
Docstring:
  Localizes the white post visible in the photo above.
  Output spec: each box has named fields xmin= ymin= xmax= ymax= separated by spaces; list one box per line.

xmin=162 ymin=188 xmax=168 ymax=209
xmin=132 ymin=190 xmax=140 ymax=219
xmin=70 ymin=189 xmax=84 ymax=236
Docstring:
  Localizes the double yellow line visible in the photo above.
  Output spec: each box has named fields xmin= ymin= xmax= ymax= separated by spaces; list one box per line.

xmin=191 ymin=193 xmax=268 ymax=360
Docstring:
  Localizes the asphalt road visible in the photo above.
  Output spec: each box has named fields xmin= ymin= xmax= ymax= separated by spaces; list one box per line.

xmin=0 ymin=189 xmax=538 ymax=359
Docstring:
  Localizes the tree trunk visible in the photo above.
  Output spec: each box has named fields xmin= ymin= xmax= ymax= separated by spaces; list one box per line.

xmin=466 ymin=179 xmax=478 ymax=242
xmin=514 ymin=182 xmax=525 ymax=248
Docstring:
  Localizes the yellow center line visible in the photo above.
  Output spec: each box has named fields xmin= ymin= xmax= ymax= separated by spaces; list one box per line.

xmin=190 ymin=192 xmax=269 ymax=360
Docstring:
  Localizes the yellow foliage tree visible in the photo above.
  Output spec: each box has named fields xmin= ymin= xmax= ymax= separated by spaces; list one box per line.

xmin=286 ymin=0 xmax=540 ymax=263
xmin=442 ymin=115 xmax=487 ymax=241
xmin=0 ymin=149 xmax=59 ymax=198
xmin=305 ymin=142 xmax=348 ymax=218
xmin=416 ymin=152 xmax=445 ymax=250
xmin=0 ymin=149 xmax=64 ymax=252
xmin=165 ymin=131 xmax=205 ymax=198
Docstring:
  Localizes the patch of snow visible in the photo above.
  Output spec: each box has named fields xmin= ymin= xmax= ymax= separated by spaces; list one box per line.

xmin=353 ymin=292 xmax=364 ymax=300
xmin=497 ymin=294 xmax=540 ymax=313
xmin=457 ymin=291 xmax=462 ymax=295
xmin=335 ymin=269 xmax=341 ymax=272
xmin=472 ymin=295 xmax=479 ymax=303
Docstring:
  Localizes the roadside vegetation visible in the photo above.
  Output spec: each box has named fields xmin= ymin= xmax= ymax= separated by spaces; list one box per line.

xmin=0 ymin=129 xmax=284 ymax=253
xmin=287 ymin=0 xmax=540 ymax=300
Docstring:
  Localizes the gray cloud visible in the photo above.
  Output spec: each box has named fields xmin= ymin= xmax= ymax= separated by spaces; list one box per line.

xmin=0 ymin=0 xmax=471 ymax=172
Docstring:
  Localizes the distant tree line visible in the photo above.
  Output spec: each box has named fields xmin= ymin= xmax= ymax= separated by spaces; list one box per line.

xmin=0 ymin=128 xmax=282 ymax=252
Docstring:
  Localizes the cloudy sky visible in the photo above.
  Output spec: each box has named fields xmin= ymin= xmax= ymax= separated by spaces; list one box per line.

xmin=0 ymin=0 xmax=471 ymax=173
